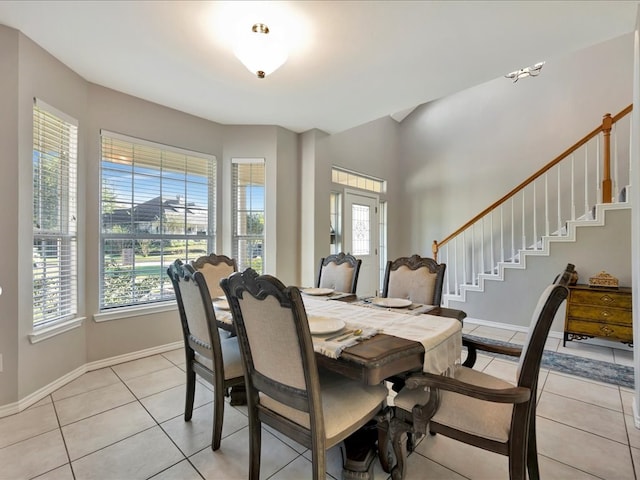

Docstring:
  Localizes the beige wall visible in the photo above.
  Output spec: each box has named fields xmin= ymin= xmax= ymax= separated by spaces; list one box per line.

xmin=0 ymin=26 xmax=20 ymax=406
xmin=448 ymin=207 xmax=632 ymax=331
xmin=15 ymin=30 xmax=89 ymax=402
xmin=0 ymin=25 xmax=635 ymax=410
xmin=0 ymin=25 xmax=302 ymax=409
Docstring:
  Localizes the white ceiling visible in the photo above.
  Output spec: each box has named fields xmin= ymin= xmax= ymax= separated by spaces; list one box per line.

xmin=0 ymin=1 xmax=637 ymax=134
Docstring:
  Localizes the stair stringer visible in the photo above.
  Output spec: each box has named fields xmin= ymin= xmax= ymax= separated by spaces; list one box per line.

xmin=443 ymin=202 xmax=630 ymax=307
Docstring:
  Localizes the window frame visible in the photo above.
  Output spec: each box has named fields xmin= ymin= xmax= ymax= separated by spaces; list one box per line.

xmin=232 ymin=158 xmax=265 ymax=273
xmin=99 ymin=130 xmax=217 ymax=311
xmin=32 ymin=99 xmax=79 ymax=329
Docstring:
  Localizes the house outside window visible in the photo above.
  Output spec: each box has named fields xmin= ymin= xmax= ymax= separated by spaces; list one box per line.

xmin=32 ymin=100 xmax=78 ymax=327
xmin=100 ymin=131 xmax=216 ymax=309
xmin=232 ymin=158 xmax=265 ymax=273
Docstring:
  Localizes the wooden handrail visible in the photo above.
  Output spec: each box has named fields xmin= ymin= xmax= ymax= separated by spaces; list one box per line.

xmin=433 ymin=104 xmax=632 ymax=261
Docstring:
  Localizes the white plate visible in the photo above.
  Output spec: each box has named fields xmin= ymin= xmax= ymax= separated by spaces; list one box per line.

xmin=214 ymin=299 xmax=230 ymax=310
xmin=302 ymin=287 xmax=335 ymax=296
xmin=307 ymin=316 xmax=345 ymax=335
xmin=371 ymin=297 xmax=412 ymax=308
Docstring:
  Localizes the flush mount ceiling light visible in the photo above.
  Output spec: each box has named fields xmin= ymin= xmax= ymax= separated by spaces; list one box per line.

xmin=505 ymin=61 xmax=545 ymax=83
xmin=234 ymin=23 xmax=288 ymax=78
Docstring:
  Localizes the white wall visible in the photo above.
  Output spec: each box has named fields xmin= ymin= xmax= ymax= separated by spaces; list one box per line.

xmin=398 ymin=33 xmax=634 ymax=255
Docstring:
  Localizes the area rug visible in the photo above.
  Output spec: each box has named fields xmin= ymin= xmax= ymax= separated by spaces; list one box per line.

xmin=463 ymin=334 xmax=635 ymax=389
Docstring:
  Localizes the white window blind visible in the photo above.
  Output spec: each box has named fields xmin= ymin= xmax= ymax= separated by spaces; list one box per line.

xmin=232 ymin=158 xmax=265 ymax=273
xmin=100 ymin=131 xmax=216 ymax=309
xmin=32 ymin=99 xmax=78 ymax=327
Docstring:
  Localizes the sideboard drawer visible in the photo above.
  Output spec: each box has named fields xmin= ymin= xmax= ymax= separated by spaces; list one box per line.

xmin=565 ymin=318 xmax=632 ymax=342
xmin=566 ymin=304 xmax=632 ymax=325
xmin=570 ymin=289 xmax=632 ymax=309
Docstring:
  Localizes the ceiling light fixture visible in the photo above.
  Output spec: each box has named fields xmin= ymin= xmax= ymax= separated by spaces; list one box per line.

xmin=505 ymin=61 xmax=545 ymax=83
xmin=234 ymin=23 xmax=288 ymax=79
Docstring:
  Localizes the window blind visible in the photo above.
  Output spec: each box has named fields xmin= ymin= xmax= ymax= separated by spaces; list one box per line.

xmin=32 ymin=99 xmax=78 ymax=326
xmin=100 ymin=131 xmax=216 ymax=309
xmin=232 ymin=158 xmax=265 ymax=273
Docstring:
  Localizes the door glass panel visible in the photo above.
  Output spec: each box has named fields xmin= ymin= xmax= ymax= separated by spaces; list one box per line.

xmin=351 ymin=204 xmax=370 ymax=255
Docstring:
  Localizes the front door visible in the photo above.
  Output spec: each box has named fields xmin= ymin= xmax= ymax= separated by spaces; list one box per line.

xmin=344 ymin=190 xmax=379 ymax=297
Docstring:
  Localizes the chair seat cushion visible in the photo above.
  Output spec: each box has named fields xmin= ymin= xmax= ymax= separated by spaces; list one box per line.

xmin=260 ymin=370 xmax=387 ymax=447
xmin=395 ymin=366 xmax=515 ymax=443
xmin=194 ymin=336 xmax=244 ymax=380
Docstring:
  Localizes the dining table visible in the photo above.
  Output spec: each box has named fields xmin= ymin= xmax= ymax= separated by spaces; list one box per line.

xmin=213 ymin=291 xmax=465 ymax=385
xmin=213 ymin=290 xmax=466 ymax=478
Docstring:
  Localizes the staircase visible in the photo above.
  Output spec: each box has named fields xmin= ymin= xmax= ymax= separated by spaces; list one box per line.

xmin=433 ymin=105 xmax=633 ymax=308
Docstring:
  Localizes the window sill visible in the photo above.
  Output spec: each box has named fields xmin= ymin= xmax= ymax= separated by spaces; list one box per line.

xmin=29 ymin=317 xmax=85 ymax=344
xmin=93 ymin=302 xmax=176 ymax=323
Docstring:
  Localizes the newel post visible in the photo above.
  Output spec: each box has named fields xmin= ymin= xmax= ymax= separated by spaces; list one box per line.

xmin=432 ymin=240 xmax=439 ymax=262
xmin=602 ymin=113 xmax=613 ymax=203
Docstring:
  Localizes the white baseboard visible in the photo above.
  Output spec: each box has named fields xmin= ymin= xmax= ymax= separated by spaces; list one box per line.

xmin=0 ymin=341 xmax=183 ymax=419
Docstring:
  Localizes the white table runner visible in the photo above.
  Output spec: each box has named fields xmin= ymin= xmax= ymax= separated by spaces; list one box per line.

xmin=214 ymin=296 xmax=462 ymax=374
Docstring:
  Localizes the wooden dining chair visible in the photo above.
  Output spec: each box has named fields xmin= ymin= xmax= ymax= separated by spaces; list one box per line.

xmin=387 ymin=272 xmax=570 ymax=480
xmin=462 ymin=263 xmax=576 ymax=368
xmin=316 ymin=252 xmax=362 ymax=294
xmin=167 ymin=259 xmax=244 ymax=451
xmin=382 ymin=254 xmax=445 ymax=306
xmin=220 ymin=268 xmax=388 ymax=480
xmin=191 ymin=253 xmax=237 ymax=300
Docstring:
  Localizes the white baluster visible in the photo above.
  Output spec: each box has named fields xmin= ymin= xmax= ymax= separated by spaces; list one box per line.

xmin=584 ymin=147 xmax=589 ymax=217
xmin=521 ymin=190 xmax=526 ymax=251
xmin=463 ymin=230 xmax=468 ymax=286
xmin=613 ymin=121 xmax=619 ymax=202
xmin=533 ymin=180 xmax=537 ymax=250
xmin=471 ymin=224 xmax=476 ymax=285
xmin=571 ymin=154 xmax=576 ymax=220
xmin=544 ymin=173 xmax=549 ymax=236
xmin=444 ymin=244 xmax=450 ymax=296
xmin=629 ymin=116 xmax=634 ymax=198
xmin=454 ymin=237 xmax=459 ymax=295
xmin=490 ymin=210 xmax=495 ymax=274
xmin=480 ymin=218 xmax=485 ymax=278
xmin=596 ymin=135 xmax=601 ymax=203
xmin=557 ymin=165 xmax=562 ymax=234
xmin=511 ymin=198 xmax=515 ymax=262
xmin=500 ymin=204 xmax=504 ymax=264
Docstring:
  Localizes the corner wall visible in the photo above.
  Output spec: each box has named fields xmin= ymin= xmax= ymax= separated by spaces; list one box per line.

xmin=0 ymin=25 xmax=20 ymax=406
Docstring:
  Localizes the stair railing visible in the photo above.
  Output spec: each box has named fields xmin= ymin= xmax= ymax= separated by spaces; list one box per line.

xmin=433 ymin=104 xmax=632 ymax=300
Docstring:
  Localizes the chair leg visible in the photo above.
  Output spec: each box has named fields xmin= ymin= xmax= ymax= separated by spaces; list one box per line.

xmin=184 ymin=368 xmax=196 ymax=421
xmin=312 ymin=446 xmax=326 ymax=480
xmin=248 ymin=417 xmax=261 ymax=480
xmin=211 ymin=381 xmax=225 ymax=451
xmin=508 ymin=436 xmax=527 ymax=480
xmin=527 ymin=413 xmax=540 ymax=479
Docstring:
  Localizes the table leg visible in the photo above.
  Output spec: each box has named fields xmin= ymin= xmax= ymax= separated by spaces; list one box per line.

xmin=229 ymin=385 xmax=247 ymax=406
xmin=342 ymin=420 xmax=379 ymax=480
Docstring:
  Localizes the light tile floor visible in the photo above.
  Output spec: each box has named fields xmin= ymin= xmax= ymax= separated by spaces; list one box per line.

xmin=1 ymin=323 xmax=637 ymax=480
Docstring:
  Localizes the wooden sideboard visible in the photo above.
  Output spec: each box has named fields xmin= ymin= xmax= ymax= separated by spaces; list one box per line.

xmin=564 ymin=284 xmax=632 ymax=347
